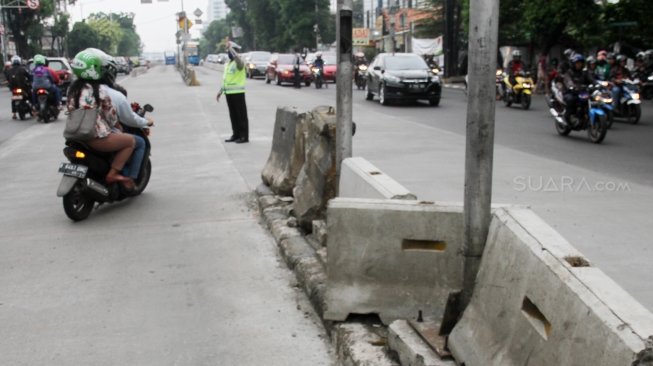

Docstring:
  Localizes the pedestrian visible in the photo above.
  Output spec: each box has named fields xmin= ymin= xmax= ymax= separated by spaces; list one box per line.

xmin=216 ymin=42 xmax=249 ymax=144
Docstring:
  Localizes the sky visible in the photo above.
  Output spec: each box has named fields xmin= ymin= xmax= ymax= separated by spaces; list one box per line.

xmin=68 ymin=0 xmax=209 ymax=53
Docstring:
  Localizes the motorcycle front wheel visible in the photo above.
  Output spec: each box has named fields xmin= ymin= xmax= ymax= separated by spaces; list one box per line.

xmin=628 ymin=104 xmax=641 ymax=124
xmin=521 ymin=94 xmax=531 ymax=110
xmin=503 ymin=92 xmax=512 ymax=107
xmin=588 ymin=114 xmax=607 ymax=144
xmin=63 ymin=185 xmax=94 ymax=221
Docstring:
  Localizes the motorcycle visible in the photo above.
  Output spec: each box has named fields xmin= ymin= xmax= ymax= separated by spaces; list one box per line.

xmin=312 ymin=66 xmax=326 ymax=89
xmin=57 ymin=103 xmax=154 ymax=221
xmin=612 ymin=79 xmax=641 ymax=124
xmin=502 ymin=70 xmax=534 ymax=109
xmin=355 ymin=64 xmax=368 ymax=90
xmin=641 ymin=72 xmax=653 ymax=100
xmin=549 ymin=83 xmax=607 ymax=143
xmin=11 ymin=87 xmax=33 ymax=120
xmin=35 ymin=88 xmax=60 ymax=123
xmin=595 ymin=81 xmax=614 ymax=129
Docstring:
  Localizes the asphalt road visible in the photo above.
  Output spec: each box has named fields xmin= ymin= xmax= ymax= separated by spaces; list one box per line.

xmin=200 ymin=62 xmax=653 ymax=312
xmin=0 ymin=68 xmax=334 ymax=365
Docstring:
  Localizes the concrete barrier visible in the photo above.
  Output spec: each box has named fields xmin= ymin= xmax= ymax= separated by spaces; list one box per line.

xmin=448 ymin=207 xmax=653 ymax=366
xmin=338 ymin=157 xmax=417 ymax=200
xmin=324 ymin=198 xmax=464 ymax=325
xmin=261 ymin=106 xmax=305 ymax=196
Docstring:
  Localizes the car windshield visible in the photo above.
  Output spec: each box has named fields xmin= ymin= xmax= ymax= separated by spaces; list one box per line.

xmin=249 ymin=52 xmax=271 ymax=61
xmin=384 ymin=56 xmax=427 ymax=70
xmin=322 ymin=54 xmax=337 ymax=65
xmin=278 ymin=54 xmax=303 ymax=65
xmin=48 ymin=61 xmax=66 ymax=71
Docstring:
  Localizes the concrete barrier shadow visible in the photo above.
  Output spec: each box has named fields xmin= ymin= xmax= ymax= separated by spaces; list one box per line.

xmin=449 ymin=207 xmax=653 ymax=366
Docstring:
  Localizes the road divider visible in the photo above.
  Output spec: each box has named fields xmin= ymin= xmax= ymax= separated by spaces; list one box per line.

xmin=324 ymin=198 xmax=464 ymax=325
xmin=448 ymin=207 xmax=653 ymax=366
xmin=339 ymin=157 xmax=417 ymax=200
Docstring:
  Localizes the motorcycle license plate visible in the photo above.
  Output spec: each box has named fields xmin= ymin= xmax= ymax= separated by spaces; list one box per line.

xmin=11 ymin=95 xmax=23 ymax=101
xmin=58 ymin=163 xmax=88 ymax=179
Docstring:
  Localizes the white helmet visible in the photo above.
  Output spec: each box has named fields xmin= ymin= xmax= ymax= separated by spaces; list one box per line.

xmin=11 ymin=55 xmax=21 ymax=65
xmin=315 ymin=52 xmax=322 ymax=57
xmin=512 ymin=50 xmax=521 ymax=58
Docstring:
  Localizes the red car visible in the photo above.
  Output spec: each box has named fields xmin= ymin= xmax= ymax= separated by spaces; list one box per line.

xmin=265 ymin=53 xmax=312 ymax=86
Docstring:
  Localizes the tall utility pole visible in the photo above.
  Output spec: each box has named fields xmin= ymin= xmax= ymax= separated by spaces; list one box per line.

xmin=443 ymin=0 xmax=458 ymax=77
xmin=335 ymin=0 xmax=353 ymax=190
xmin=459 ymin=0 xmax=500 ymax=313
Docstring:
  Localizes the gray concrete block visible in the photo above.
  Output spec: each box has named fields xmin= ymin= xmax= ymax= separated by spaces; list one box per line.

xmin=261 ymin=106 xmax=305 ymax=196
xmin=449 ymin=207 xmax=653 ymax=366
xmin=388 ymin=320 xmax=456 ymax=366
xmin=339 ymin=157 xmax=417 ymax=200
xmin=324 ymin=198 xmax=464 ymax=325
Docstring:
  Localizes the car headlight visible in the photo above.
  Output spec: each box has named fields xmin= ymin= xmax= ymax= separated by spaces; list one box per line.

xmin=248 ymin=63 xmax=255 ymax=69
xmin=384 ymin=74 xmax=401 ymax=84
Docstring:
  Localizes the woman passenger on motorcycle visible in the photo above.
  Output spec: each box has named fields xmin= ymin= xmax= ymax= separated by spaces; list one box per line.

xmin=563 ymin=54 xmax=595 ymax=122
xmin=67 ymin=49 xmax=136 ymax=190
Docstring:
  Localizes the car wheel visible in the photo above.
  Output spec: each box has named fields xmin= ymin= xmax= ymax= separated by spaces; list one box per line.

xmin=366 ymin=81 xmax=374 ymax=100
xmin=379 ymin=83 xmax=388 ymax=106
xmin=429 ymin=95 xmax=440 ymax=107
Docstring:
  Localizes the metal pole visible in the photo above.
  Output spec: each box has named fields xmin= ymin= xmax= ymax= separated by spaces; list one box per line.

xmin=335 ymin=0 xmax=353 ymax=193
xmin=459 ymin=0 xmax=499 ymax=313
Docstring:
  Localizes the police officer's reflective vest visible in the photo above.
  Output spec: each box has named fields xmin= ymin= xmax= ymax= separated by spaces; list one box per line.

xmin=223 ymin=60 xmax=246 ymax=94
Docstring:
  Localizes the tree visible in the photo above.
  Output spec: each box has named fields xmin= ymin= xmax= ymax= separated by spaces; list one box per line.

xmin=199 ymin=19 xmax=231 ymax=58
xmin=67 ymin=21 xmax=100 ymax=56
xmin=1 ymin=0 xmax=57 ymax=57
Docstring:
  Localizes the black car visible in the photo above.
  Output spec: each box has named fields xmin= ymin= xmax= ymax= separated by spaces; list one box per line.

xmin=246 ymin=51 xmax=272 ymax=78
xmin=366 ymin=53 xmax=442 ymax=106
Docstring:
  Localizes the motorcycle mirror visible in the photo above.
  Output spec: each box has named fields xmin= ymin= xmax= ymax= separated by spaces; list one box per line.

xmin=374 ymin=66 xmax=381 ymax=71
xmin=144 ymin=104 xmax=154 ymax=112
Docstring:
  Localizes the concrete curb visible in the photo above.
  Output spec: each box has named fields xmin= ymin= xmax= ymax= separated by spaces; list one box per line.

xmin=256 ymin=184 xmax=400 ymax=366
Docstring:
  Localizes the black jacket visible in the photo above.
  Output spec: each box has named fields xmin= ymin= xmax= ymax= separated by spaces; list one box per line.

xmin=6 ymin=65 xmax=31 ymax=89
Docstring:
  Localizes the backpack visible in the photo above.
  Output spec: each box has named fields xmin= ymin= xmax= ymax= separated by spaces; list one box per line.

xmin=8 ymin=67 xmax=29 ymax=89
xmin=32 ymin=65 xmax=52 ymax=89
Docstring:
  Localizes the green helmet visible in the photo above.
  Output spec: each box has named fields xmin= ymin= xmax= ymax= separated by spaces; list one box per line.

xmin=34 ymin=54 xmax=46 ymax=66
xmin=83 ymin=48 xmax=118 ymax=84
xmin=71 ymin=49 xmax=103 ymax=80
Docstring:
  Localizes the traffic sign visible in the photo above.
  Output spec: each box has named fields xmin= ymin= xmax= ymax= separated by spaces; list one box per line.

xmin=27 ymin=0 xmax=40 ymax=10
xmin=193 ymin=8 xmax=203 ymax=18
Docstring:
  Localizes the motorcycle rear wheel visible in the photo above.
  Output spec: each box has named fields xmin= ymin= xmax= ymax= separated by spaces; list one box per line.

xmin=133 ymin=157 xmax=152 ymax=195
xmin=588 ymin=114 xmax=607 ymax=143
xmin=63 ymin=185 xmax=94 ymax=221
xmin=555 ymin=120 xmax=572 ymax=136
xmin=503 ymin=93 xmax=512 ymax=107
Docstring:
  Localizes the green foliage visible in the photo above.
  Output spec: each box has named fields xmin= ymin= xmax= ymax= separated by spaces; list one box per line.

xmin=67 ymin=22 xmax=101 ymax=57
xmin=199 ymin=19 xmax=232 ymax=58
xmin=222 ymin=0 xmax=333 ymax=52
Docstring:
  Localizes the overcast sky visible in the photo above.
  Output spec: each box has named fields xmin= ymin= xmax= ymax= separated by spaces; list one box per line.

xmin=69 ymin=0 xmax=209 ymax=53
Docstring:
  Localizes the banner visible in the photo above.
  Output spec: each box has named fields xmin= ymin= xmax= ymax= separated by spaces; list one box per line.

xmin=353 ymin=28 xmax=370 ymax=46
xmin=411 ymin=37 xmax=441 ymax=56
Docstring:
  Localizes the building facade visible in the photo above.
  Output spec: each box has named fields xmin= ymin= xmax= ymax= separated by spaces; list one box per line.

xmin=206 ymin=0 xmax=230 ymax=24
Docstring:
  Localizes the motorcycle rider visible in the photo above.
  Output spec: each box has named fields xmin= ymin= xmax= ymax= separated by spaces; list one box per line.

xmin=31 ymin=54 xmax=62 ymax=113
xmin=610 ymin=54 xmax=632 ymax=110
xmin=85 ymin=48 xmax=154 ymax=182
xmin=313 ymin=52 xmax=325 ymax=84
xmin=559 ymin=48 xmax=575 ymax=75
xmin=586 ymin=56 xmax=598 ymax=78
xmin=595 ymin=50 xmax=610 ymax=81
xmin=6 ymin=55 xmax=32 ymax=120
xmin=354 ymin=51 xmax=367 ymax=68
xmin=505 ymin=49 xmax=524 ymax=93
xmin=68 ymin=49 xmax=136 ymax=190
xmin=563 ymin=54 xmax=595 ymax=123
